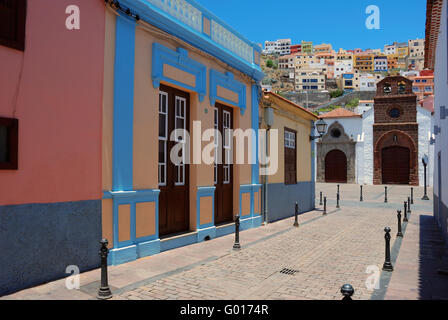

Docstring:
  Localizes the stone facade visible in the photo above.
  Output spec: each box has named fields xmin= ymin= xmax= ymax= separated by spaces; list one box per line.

xmin=373 ymin=76 xmax=419 ymax=185
xmin=317 ymin=121 xmax=357 ymax=183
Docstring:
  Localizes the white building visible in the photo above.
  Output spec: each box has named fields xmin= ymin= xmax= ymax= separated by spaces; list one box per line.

xmin=263 ymin=39 xmax=291 ymax=55
xmin=428 ymin=0 xmax=447 ymax=243
xmin=359 ymin=73 xmax=381 ymax=91
xmin=384 ymin=44 xmax=396 ymax=55
xmin=334 ymin=60 xmax=353 ymax=78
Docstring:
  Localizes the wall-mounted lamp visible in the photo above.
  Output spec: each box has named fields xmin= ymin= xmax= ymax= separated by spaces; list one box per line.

xmin=310 ymin=118 xmax=328 ymax=141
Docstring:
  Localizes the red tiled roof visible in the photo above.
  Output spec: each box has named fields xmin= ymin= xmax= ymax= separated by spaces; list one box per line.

xmin=320 ymin=108 xmax=362 ymax=119
xmin=425 ymin=0 xmax=443 ymax=70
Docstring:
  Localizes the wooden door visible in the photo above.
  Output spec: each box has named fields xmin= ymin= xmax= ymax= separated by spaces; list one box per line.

xmin=325 ymin=149 xmax=347 ymax=183
xmin=158 ymin=85 xmax=189 ymax=236
xmin=214 ymin=104 xmax=234 ymax=224
xmin=382 ymin=146 xmax=410 ymax=185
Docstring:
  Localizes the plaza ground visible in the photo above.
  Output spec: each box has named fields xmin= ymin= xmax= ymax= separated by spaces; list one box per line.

xmin=2 ymin=183 xmax=448 ymax=300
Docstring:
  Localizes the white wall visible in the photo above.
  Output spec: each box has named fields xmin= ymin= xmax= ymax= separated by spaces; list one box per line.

xmin=433 ymin=0 xmax=448 ymax=234
xmin=361 ymin=108 xmax=375 ymax=184
xmin=417 ymin=107 xmax=434 ymax=186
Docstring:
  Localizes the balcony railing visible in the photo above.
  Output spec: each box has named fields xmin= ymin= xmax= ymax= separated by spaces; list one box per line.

xmin=145 ymin=0 xmax=256 ymax=65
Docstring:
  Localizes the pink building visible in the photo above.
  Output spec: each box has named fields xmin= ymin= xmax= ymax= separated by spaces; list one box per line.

xmin=0 ymin=0 xmax=105 ymax=294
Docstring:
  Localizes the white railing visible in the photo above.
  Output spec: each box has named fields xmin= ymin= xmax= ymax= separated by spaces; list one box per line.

xmin=145 ymin=0 xmax=254 ymax=64
xmin=148 ymin=0 xmax=202 ymax=33
xmin=211 ymin=20 xmax=253 ymax=64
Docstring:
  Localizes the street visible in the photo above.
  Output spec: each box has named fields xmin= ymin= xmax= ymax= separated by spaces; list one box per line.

xmin=3 ymin=183 xmax=447 ymax=300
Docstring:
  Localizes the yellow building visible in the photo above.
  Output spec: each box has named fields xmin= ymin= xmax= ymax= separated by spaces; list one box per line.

xmin=314 ymin=43 xmax=332 ymax=53
xmin=397 ymin=46 xmax=409 ymax=59
xmin=354 ymin=53 xmax=374 ymax=71
xmin=102 ymin=0 xmax=264 ymax=264
xmin=259 ymin=91 xmax=319 ymax=222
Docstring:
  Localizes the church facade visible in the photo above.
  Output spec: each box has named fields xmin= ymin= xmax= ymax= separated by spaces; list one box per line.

xmin=316 ymin=76 xmax=434 ymax=186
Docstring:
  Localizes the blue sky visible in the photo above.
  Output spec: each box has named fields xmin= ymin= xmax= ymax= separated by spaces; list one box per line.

xmin=194 ymin=0 xmax=427 ymax=50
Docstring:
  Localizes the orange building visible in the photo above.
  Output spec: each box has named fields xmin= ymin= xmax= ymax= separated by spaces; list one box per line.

xmin=409 ymin=71 xmax=434 ymax=101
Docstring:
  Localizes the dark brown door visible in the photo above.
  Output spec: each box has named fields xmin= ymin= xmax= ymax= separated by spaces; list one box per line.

xmin=325 ymin=149 xmax=347 ymax=183
xmin=382 ymin=146 xmax=410 ymax=185
xmin=214 ymin=104 xmax=233 ymax=224
xmin=284 ymin=128 xmax=297 ymax=185
xmin=158 ymin=85 xmax=189 ymax=236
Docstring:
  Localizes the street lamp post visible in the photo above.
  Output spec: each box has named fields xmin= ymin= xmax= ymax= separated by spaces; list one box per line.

xmin=422 ymin=155 xmax=429 ymax=200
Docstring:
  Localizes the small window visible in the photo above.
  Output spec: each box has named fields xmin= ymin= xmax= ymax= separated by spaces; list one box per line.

xmin=0 ymin=0 xmax=27 ymax=51
xmin=0 ymin=117 xmax=18 ymax=170
xmin=331 ymin=128 xmax=342 ymax=138
xmin=383 ymin=82 xmax=392 ymax=94
xmin=389 ymin=108 xmax=401 ymax=119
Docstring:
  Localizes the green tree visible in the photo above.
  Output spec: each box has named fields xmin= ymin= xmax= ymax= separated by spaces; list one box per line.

xmin=266 ymin=59 xmax=274 ymax=68
xmin=330 ymin=89 xmax=344 ymax=98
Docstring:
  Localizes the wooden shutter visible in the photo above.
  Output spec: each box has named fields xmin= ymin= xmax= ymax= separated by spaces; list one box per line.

xmin=0 ymin=0 xmax=27 ymax=51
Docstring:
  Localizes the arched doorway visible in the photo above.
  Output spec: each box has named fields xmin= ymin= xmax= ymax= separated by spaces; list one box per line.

xmin=325 ymin=149 xmax=347 ymax=183
xmin=382 ymin=146 xmax=410 ymax=184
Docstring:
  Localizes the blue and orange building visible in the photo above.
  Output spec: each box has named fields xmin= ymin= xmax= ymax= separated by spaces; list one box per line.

xmin=101 ymin=0 xmax=264 ymax=265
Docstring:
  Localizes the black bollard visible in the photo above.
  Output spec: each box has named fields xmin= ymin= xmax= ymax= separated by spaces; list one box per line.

xmin=341 ymin=284 xmax=354 ymax=300
xmin=97 ymin=239 xmax=113 ymax=300
xmin=337 ymin=184 xmax=340 ymax=199
xmin=323 ymin=197 xmax=327 ymax=215
xmin=397 ymin=210 xmax=403 ymax=237
xmin=384 ymin=186 xmax=388 ymax=203
xmin=360 ymin=185 xmax=363 ymax=202
xmin=403 ymin=201 xmax=408 ymax=222
xmin=382 ymin=227 xmax=394 ymax=272
xmin=319 ymin=192 xmax=323 ymax=206
xmin=294 ymin=202 xmax=299 ymax=227
xmin=336 ymin=192 xmax=340 ymax=208
xmin=233 ymin=215 xmax=241 ymax=250
xmin=411 ymin=188 xmax=414 ymax=204
xmin=407 ymin=197 xmax=412 ymax=214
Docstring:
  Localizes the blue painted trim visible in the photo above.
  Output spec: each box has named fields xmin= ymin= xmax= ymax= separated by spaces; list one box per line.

xmin=152 ymin=42 xmax=207 ymax=101
xmin=112 ymin=14 xmax=136 ymax=191
xmin=136 ymin=239 xmax=161 ymax=258
xmin=215 ymin=223 xmax=235 ymax=237
xmin=239 ymin=184 xmax=261 ymax=218
xmin=251 ymin=84 xmax=260 ymax=184
xmin=160 ymin=233 xmax=197 ymax=252
xmin=239 ymin=216 xmax=253 ymax=231
xmin=196 ymin=186 xmax=216 ymax=229
xmin=197 ymin=226 xmax=216 ymax=242
xmin=108 ymin=245 xmax=138 ymax=265
xmin=118 ymin=0 xmax=264 ymax=81
xmin=103 ymin=189 xmax=161 ymax=251
xmin=210 ymin=69 xmax=246 ymax=114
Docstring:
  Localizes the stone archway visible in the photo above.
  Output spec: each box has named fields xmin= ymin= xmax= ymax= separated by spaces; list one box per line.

xmin=374 ymin=130 xmax=418 ymax=185
xmin=317 ymin=121 xmax=356 ymax=183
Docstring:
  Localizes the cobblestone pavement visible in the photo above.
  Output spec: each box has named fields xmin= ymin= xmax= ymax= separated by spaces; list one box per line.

xmin=4 ymin=183 xmax=445 ymax=300
xmin=115 ymin=183 xmax=435 ymax=300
